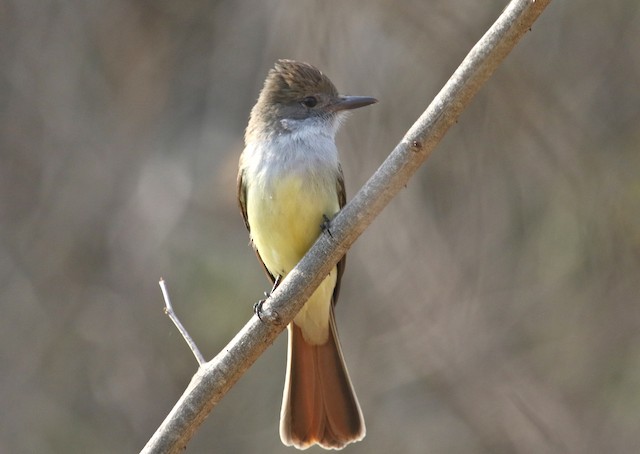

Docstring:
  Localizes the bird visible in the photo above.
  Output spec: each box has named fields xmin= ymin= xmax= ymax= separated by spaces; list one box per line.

xmin=237 ymin=59 xmax=376 ymax=449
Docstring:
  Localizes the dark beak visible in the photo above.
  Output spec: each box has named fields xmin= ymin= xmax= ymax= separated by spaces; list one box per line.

xmin=331 ymin=96 xmax=378 ymax=112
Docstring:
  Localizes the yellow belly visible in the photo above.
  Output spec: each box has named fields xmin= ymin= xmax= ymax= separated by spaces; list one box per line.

xmin=247 ymin=174 xmax=339 ymax=345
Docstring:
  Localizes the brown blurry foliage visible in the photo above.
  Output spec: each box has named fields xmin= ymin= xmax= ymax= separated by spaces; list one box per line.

xmin=1 ymin=1 xmax=639 ymax=453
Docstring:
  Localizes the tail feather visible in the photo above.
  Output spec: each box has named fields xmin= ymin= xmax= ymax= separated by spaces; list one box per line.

xmin=280 ymin=309 xmax=365 ymax=450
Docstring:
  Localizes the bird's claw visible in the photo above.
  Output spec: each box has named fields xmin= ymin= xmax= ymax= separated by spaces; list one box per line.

xmin=321 ymin=214 xmax=333 ymax=238
xmin=254 ymin=276 xmax=281 ymax=323
xmin=254 ymin=298 xmax=266 ymax=321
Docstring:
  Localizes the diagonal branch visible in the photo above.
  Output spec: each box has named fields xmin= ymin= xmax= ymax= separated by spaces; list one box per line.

xmin=141 ymin=1 xmax=552 ymax=452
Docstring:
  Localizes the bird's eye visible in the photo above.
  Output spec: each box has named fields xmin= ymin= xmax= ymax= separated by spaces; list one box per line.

xmin=301 ymin=96 xmax=318 ymax=108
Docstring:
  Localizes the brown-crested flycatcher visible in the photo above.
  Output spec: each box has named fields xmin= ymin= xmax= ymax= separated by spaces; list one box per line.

xmin=237 ymin=60 xmax=376 ymax=449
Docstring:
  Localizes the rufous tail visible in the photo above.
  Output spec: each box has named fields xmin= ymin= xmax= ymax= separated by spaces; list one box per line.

xmin=279 ymin=309 xmax=365 ymax=450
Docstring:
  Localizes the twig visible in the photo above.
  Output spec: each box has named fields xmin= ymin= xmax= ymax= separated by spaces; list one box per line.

xmin=142 ymin=1 xmax=552 ymax=452
xmin=160 ymin=278 xmax=206 ymax=367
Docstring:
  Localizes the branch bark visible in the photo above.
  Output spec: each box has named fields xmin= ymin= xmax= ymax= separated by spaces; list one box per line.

xmin=142 ymin=1 xmax=552 ymax=452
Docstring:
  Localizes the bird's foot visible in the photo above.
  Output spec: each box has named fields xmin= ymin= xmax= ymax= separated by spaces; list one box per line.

xmin=321 ymin=214 xmax=333 ymax=238
xmin=254 ymin=276 xmax=281 ymax=322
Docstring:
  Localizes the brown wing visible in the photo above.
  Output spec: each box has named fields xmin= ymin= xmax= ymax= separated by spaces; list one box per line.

xmin=237 ymin=166 xmax=277 ymax=285
xmin=237 ymin=167 xmax=250 ymax=231
xmin=332 ymin=165 xmax=347 ymax=306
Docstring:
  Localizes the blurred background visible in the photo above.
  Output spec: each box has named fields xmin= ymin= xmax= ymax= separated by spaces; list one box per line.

xmin=2 ymin=0 xmax=639 ymax=452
